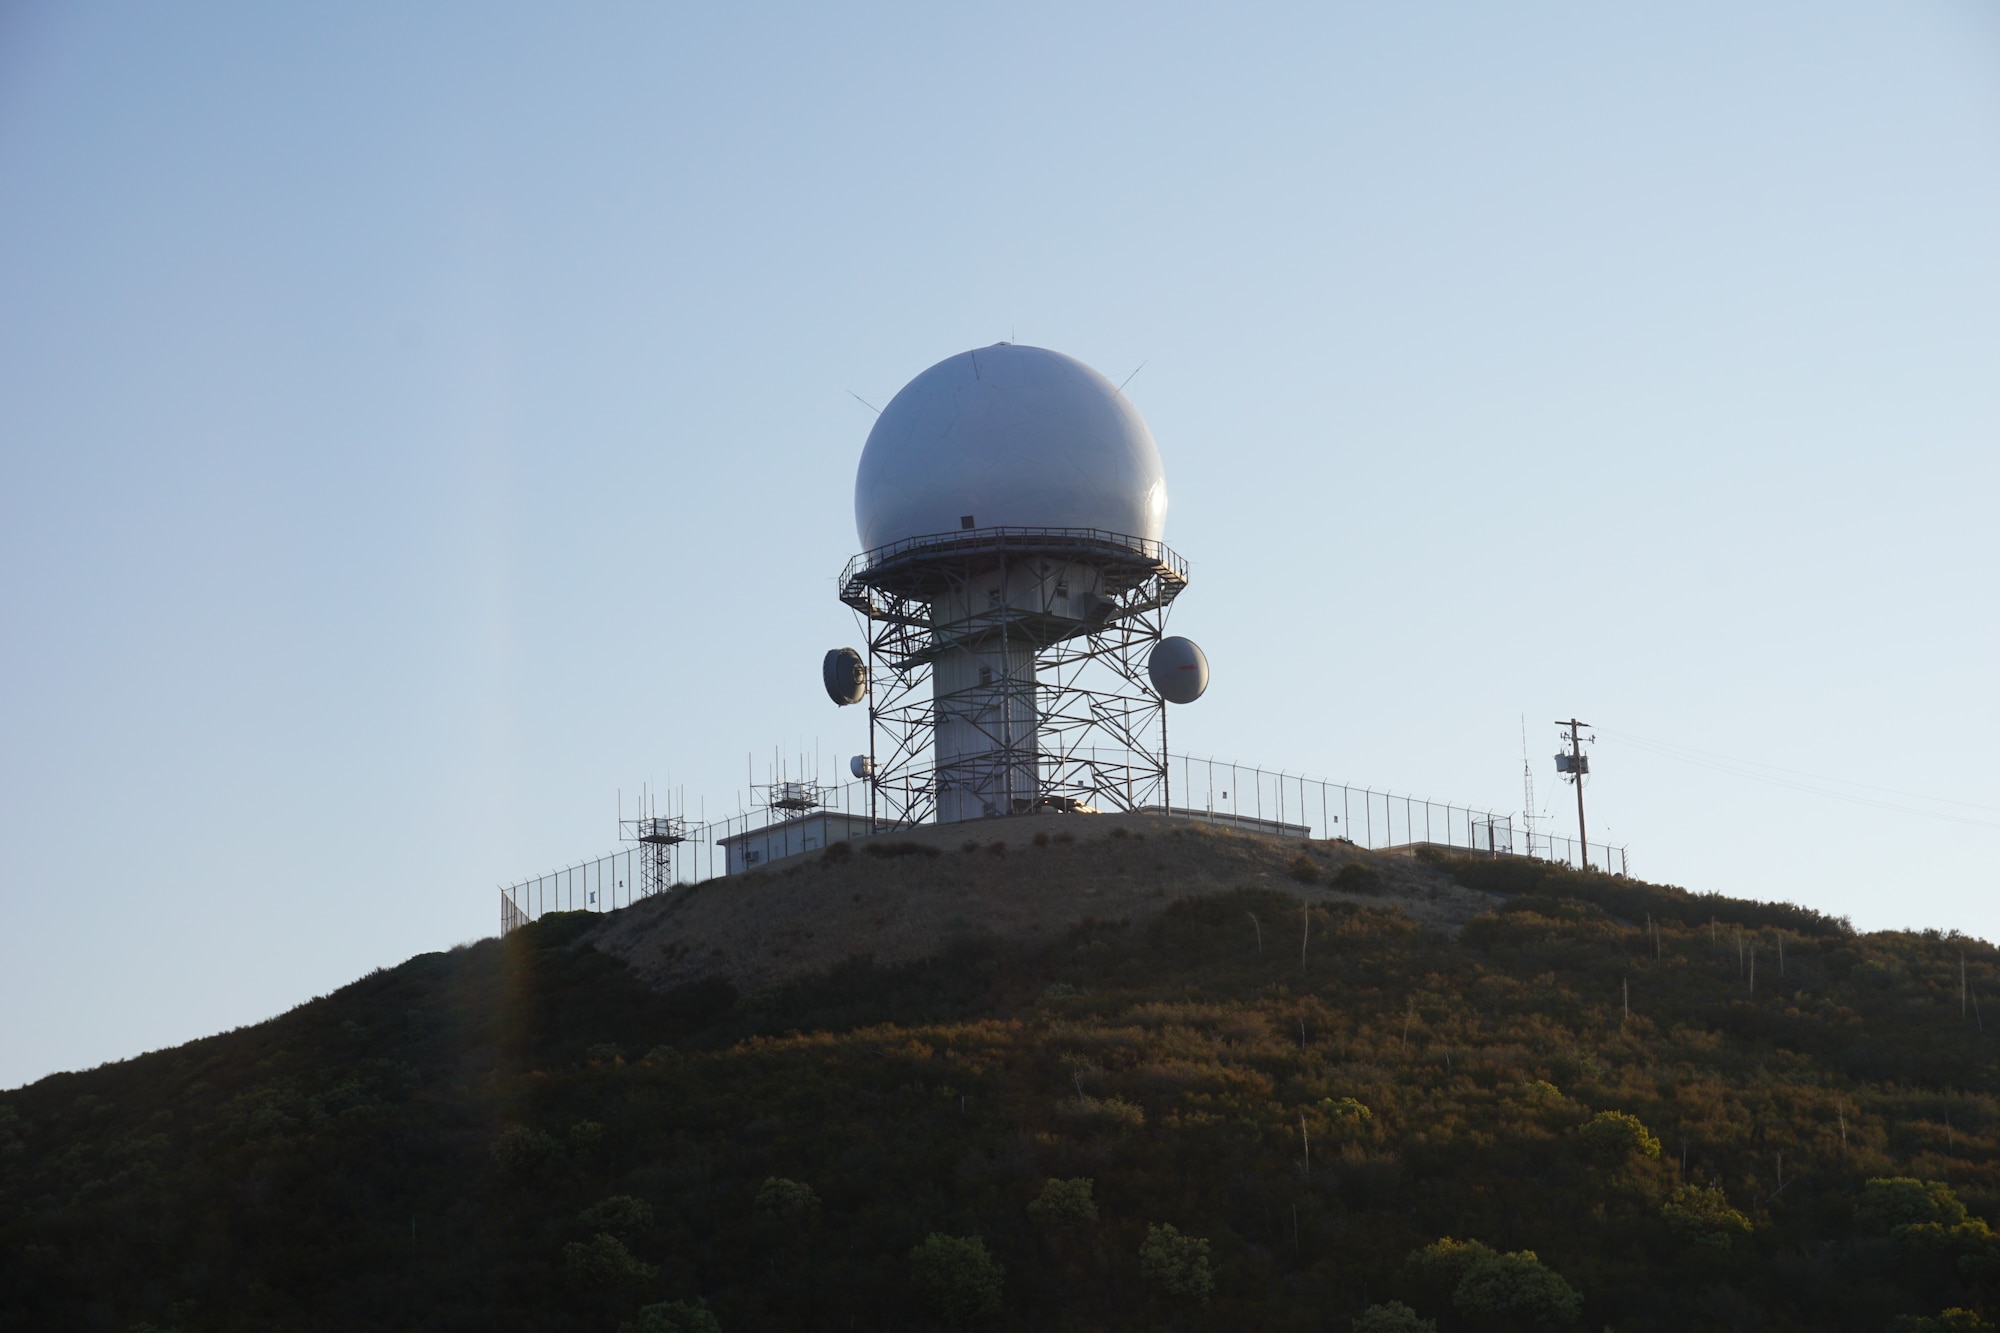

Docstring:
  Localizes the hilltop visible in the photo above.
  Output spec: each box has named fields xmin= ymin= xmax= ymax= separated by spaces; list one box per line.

xmin=2 ymin=822 xmax=1997 ymax=1333
xmin=587 ymin=813 xmax=1497 ymax=993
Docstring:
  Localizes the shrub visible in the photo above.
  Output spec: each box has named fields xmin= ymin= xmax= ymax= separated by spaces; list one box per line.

xmin=579 ymin=1195 xmax=654 ymax=1235
xmin=819 ymin=840 xmax=852 ymax=862
xmin=1332 ymin=863 xmax=1385 ymax=895
xmin=1403 ymin=1236 xmax=1498 ymax=1298
xmin=1027 ymin=1177 xmax=1099 ymax=1230
xmin=568 ymin=1120 xmax=606 ymax=1155
xmin=1353 ymin=1301 xmax=1435 ymax=1332
xmin=1323 ymin=1096 xmax=1373 ymax=1124
xmin=1858 ymin=1178 xmax=1968 ymax=1232
xmin=753 ymin=1176 xmax=820 ymax=1221
xmin=908 ymin=1233 xmax=1004 ymax=1325
xmin=1452 ymin=1248 xmax=1583 ymax=1325
xmin=864 ymin=840 xmax=941 ymax=859
xmin=488 ymin=1124 xmax=558 ymax=1173
xmin=1288 ymin=855 xmax=1320 ymax=884
xmin=1519 ymin=1080 xmax=1565 ymax=1108
xmin=622 ymin=1298 xmax=722 ymax=1333
xmin=1576 ymin=1111 xmax=1661 ymax=1165
xmin=1861 ymin=1181 xmax=2000 ymax=1272
xmin=1889 ymin=1312 xmax=1996 ymax=1333
xmin=1055 ymin=1095 xmax=1145 ymax=1132
xmin=1139 ymin=1223 xmax=1214 ymax=1303
xmin=1404 ymin=1237 xmax=1582 ymax=1326
xmin=1661 ymin=1184 xmax=1753 ymax=1250
xmin=562 ymin=1233 xmax=658 ymax=1291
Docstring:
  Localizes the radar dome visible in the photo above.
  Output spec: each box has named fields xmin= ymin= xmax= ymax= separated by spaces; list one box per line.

xmin=853 ymin=344 xmax=1168 ymax=553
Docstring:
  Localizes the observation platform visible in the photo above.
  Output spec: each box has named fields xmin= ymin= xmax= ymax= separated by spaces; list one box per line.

xmin=840 ymin=525 xmax=1187 ymax=607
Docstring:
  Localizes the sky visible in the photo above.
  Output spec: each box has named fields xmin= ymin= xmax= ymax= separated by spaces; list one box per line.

xmin=3 ymin=2 xmax=1997 ymax=1089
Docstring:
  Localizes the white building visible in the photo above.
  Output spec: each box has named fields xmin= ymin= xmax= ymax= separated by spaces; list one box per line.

xmin=719 ymin=811 xmax=877 ymax=874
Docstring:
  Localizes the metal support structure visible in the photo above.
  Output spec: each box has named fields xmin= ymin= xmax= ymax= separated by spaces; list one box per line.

xmin=620 ymin=801 xmax=688 ymax=900
xmin=839 ymin=526 xmax=1188 ymax=826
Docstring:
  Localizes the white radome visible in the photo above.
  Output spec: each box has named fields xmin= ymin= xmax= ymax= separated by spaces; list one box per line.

xmin=853 ymin=344 xmax=1168 ymax=553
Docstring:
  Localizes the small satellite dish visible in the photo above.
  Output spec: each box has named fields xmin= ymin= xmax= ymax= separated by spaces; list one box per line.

xmin=823 ymin=648 xmax=867 ymax=705
xmin=850 ymin=754 xmax=874 ymax=779
xmin=1147 ymin=636 xmax=1209 ymax=704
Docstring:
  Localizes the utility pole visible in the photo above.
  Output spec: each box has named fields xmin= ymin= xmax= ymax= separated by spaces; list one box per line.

xmin=1555 ymin=718 xmax=1592 ymax=866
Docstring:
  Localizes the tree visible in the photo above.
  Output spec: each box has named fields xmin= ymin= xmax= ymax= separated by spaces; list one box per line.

xmin=1452 ymin=1250 xmax=1583 ymax=1326
xmin=908 ymin=1233 xmax=1004 ymax=1325
xmin=1661 ymin=1185 xmax=1752 ymax=1251
xmin=621 ymin=1299 xmax=723 ymax=1333
xmin=1403 ymin=1238 xmax=1583 ymax=1327
xmin=1353 ymin=1300 xmax=1437 ymax=1332
xmin=488 ymin=1123 xmax=558 ymax=1174
xmin=1027 ymin=1177 xmax=1098 ymax=1231
xmin=579 ymin=1195 xmax=655 ymax=1236
xmin=1139 ymin=1224 xmax=1215 ymax=1303
xmin=1575 ymin=1111 xmax=1661 ymax=1166
xmin=562 ymin=1232 xmax=658 ymax=1292
xmin=754 ymin=1176 xmax=820 ymax=1221
xmin=1890 ymin=1312 xmax=1995 ymax=1333
xmin=1859 ymin=1178 xmax=1969 ymax=1232
xmin=1403 ymin=1236 xmax=1497 ymax=1302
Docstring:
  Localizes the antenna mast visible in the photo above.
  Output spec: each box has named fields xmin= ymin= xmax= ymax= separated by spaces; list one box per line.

xmin=1519 ymin=716 xmax=1539 ymax=858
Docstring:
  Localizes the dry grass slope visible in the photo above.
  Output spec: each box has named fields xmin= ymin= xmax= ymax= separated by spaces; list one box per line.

xmin=586 ymin=813 xmax=1500 ymax=993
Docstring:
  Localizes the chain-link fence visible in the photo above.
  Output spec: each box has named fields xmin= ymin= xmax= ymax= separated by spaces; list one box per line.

xmin=499 ymin=753 xmax=1628 ymax=932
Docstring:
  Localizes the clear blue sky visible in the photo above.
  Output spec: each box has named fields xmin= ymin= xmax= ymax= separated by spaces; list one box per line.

xmin=3 ymin=3 xmax=1996 ymax=1089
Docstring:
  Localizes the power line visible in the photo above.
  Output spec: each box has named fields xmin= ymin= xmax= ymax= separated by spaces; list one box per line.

xmin=1599 ymin=729 xmax=2000 ymax=830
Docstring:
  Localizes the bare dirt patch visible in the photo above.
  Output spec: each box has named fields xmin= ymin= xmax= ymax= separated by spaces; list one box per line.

xmin=584 ymin=813 xmax=1501 ymax=993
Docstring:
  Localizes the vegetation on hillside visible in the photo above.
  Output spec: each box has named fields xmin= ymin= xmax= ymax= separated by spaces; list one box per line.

xmin=2 ymin=845 xmax=1997 ymax=1332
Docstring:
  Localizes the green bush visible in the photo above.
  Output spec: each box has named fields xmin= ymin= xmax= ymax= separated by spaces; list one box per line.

xmin=568 ymin=1119 xmax=606 ymax=1154
xmin=1353 ymin=1300 xmax=1436 ymax=1332
xmin=1661 ymin=1185 xmax=1753 ymax=1250
xmin=1890 ymin=1311 xmax=1995 ymax=1333
xmin=1332 ymin=863 xmax=1385 ymax=895
xmin=1139 ymin=1223 xmax=1214 ymax=1303
xmin=1859 ymin=1178 xmax=1969 ymax=1232
xmin=622 ymin=1298 xmax=723 ymax=1333
xmin=1027 ymin=1177 xmax=1099 ymax=1230
xmin=562 ymin=1232 xmax=658 ymax=1291
xmin=1404 ymin=1237 xmax=1582 ymax=1327
xmin=908 ymin=1233 xmax=1004 ymax=1325
xmin=1056 ymin=1095 xmax=1145 ymax=1132
xmin=1323 ymin=1096 xmax=1374 ymax=1124
xmin=754 ymin=1176 xmax=820 ymax=1221
xmin=488 ymin=1123 xmax=558 ymax=1173
xmin=1452 ymin=1249 xmax=1583 ymax=1326
xmin=579 ymin=1194 xmax=654 ymax=1235
xmin=1575 ymin=1110 xmax=1661 ymax=1165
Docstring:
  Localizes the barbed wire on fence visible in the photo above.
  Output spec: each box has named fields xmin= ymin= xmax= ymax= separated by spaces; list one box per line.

xmin=498 ymin=753 xmax=1628 ymax=933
